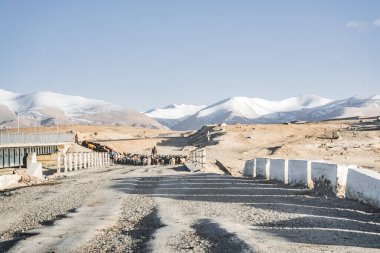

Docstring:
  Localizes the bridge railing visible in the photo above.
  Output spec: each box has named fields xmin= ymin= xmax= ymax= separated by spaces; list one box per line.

xmin=189 ymin=147 xmax=206 ymax=169
xmin=0 ymin=132 xmax=74 ymax=146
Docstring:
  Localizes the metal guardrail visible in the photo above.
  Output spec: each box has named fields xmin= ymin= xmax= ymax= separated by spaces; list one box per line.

xmin=0 ymin=132 xmax=74 ymax=146
xmin=189 ymin=147 xmax=206 ymax=168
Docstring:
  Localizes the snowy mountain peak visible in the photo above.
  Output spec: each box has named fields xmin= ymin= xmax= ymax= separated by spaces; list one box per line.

xmin=154 ymin=94 xmax=380 ymax=130
xmin=0 ymin=89 xmax=165 ymax=129
xmin=370 ymin=95 xmax=380 ymax=100
xmin=144 ymin=103 xmax=207 ymax=128
xmin=295 ymin=94 xmax=333 ymax=107
xmin=0 ymin=89 xmax=19 ymax=99
xmin=145 ymin=104 xmax=206 ymax=120
xmin=197 ymin=95 xmax=333 ymax=119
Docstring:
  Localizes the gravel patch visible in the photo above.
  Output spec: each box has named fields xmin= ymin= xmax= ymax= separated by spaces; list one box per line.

xmin=74 ymin=195 xmax=159 ymax=253
xmin=167 ymin=230 xmax=212 ymax=253
xmin=0 ymin=171 xmax=112 ymax=243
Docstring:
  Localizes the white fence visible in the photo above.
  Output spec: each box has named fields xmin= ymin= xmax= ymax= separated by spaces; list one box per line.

xmin=56 ymin=152 xmax=110 ymax=173
xmin=243 ymin=157 xmax=380 ymax=208
xmin=0 ymin=132 xmax=73 ymax=146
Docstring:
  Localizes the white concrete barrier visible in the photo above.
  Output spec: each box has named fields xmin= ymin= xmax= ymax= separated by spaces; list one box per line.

xmin=26 ymin=153 xmax=43 ymax=178
xmin=244 ymin=155 xmax=380 ymax=208
xmin=270 ymin=158 xmax=288 ymax=184
xmin=346 ymin=168 xmax=380 ymax=208
xmin=311 ymin=162 xmax=348 ymax=198
xmin=243 ymin=159 xmax=256 ymax=177
xmin=288 ymin=159 xmax=312 ymax=187
xmin=256 ymin=158 xmax=270 ymax=179
xmin=0 ymin=175 xmax=21 ymax=189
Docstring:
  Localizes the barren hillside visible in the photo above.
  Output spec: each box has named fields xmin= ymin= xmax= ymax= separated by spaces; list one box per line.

xmin=194 ymin=118 xmax=380 ymax=175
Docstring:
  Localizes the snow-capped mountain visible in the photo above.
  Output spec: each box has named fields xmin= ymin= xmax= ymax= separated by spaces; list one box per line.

xmin=145 ymin=95 xmax=380 ymax=130
xmin=144 ymin=104 xmax=206 ymax=128
xmin=0 ymin=89 xmax=165 ymax=129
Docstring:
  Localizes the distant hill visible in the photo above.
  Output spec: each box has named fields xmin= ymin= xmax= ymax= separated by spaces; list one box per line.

xmin=0 ymin=89 xmax=166 ymax=130
xmin=145 ymin=95 xmax=380 ymax=130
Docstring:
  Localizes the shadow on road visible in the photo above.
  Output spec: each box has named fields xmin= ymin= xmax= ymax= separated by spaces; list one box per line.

xmin=110 ymin=171 xmax=380 ymax=249
xmin=191 ymin=219 xmax=251 ymax=253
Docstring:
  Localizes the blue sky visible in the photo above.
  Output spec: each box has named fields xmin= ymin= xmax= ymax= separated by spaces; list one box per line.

xmin=0 ymin=0 xmax=379 ymax=111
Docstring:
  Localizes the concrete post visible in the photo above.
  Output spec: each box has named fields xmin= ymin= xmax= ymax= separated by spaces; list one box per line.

xmin=199 ymin=149 xmax=202 ymax=166
xmin=64 ymin=154 xmax=68 ymax=173
xmin=57 ymin=153 xmax=61 ymax=173
xmin=73 ymin=153 xmax=78 ymax=171
xmin=202 ymin=149 xmax=206 ymax=167
xmin=89 ymin=153 xmax=92 ymax=167
xmin=79 ymin=152 xmax=83 ymax=170
xmin=68 ymin=153 xmax=73 ymax=172
xmin=83 ymin=153 xmax=87 ymax=168
xmin=90 ymin=153 xmax=93 ymax=167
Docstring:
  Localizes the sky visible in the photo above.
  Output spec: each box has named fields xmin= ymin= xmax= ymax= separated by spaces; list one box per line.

xmin=0 ymin=0 xmax=379 ymax=111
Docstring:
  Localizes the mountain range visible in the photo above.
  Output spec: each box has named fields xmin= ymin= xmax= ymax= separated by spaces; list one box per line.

xmin=2 ymin=89 xmax=379 ymax=131
xmin=0 ymin=89 xmax=165 ymax=129
xmin=145 ymin=95 xmax=380 ymax=130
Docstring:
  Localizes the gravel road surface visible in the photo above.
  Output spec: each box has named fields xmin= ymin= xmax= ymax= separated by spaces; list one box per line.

xmin=0 ymin=164 xmax=379 ymax=253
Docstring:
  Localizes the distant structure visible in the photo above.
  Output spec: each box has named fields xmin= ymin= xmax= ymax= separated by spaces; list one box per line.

xmin=206 ymin=131 xmax=211 ymax=142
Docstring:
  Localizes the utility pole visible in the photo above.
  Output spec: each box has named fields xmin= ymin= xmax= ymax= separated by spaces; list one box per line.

xmin=17 ymin=109 xmax=20 ymax=132
xmin=56 ymin=115 xmax=59 ymax=132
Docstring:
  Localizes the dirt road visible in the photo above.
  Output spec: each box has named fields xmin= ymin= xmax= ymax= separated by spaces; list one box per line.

xmin=1 ymin=165 xmax=379 ymax=253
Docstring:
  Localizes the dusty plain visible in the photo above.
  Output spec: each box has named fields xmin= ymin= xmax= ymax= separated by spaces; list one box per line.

xmin=1 ymin=119 xmax=379 ymax=252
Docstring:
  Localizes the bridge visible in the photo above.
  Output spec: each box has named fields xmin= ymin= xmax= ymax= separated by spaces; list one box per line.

xmin=0 ymin=132 xmax=74 ymax=168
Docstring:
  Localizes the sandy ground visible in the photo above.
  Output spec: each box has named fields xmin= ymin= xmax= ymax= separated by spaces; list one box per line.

xmin=2 ymin=119 xmax=379 ymax=175
xmin=182 ymin=119 xmax=380 ymax=175
xmin=1 ymin=164 xmax=379 ymax=253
